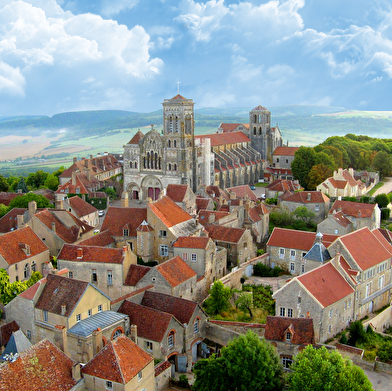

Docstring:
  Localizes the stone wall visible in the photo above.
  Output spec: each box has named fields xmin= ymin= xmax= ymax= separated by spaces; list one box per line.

xmin=205 ymin=321 xmax=241 ymax=346
xmin=363 ymin=306 xmax=392 ymax=333
xmin=155 ymin=361 xmax=172 ymax=391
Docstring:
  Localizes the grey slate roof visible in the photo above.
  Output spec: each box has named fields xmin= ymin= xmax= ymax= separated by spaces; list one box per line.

xmin=68 ymin=311 xmax=128 ymax=337
xmin=303 ymin=242 xmax=331 ymax=263
xmin=1 ymin=330 xmax=32 ymax=361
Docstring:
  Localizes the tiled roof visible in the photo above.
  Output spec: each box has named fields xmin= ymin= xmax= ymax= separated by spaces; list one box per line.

xmin=330 ymin=200 xmax=376 ymax=218
xmin=34 ymin=209 xmax=94 ymax=243
xmin=253 ymin=105 xmax=268 ymax=111
xmin=173 ymin=236 xmax=210 ymax=249
xmin=266 ymin=179 xmax=301 ymax=192
xmin=170 ymin=94 xmax=186 ymax=100
xmin=128 ymin=130 xmax=144 ymax=144
xmin=118 ymin=301 xmax=173 ymax=342
xmin=0 ymin=207 xmax=27 ymax=233
xmin=339 ymin=255 xmax=359 ymax=284
xmin=303 ymin=241 xmax=331 ymax=263
xmin=78 ymin=230 xmax=115 ymax=246
xmin=196 ymin=197 xmax=211 ymax=211
xmin=198 ymin=210 xmax=229 ymax=225
xmin=226 ymin=185 xmax=258 ymax=201
xmin=35 ymin=273 xmax=89 ymax=316
xmin=297 ymin=262 xmax=354 ymax=307
xmin=124 ymin=264 xmax=151 ymax=286
xmin=265 ymin=316 xmax=315 ymax=345
xmin=272 ymin=146 xmax=299 ymax=156
xmin=55 ymin=174 xmax=90 ymax=195
xmin=0 ymin=321 xmax=19 ymax=347
xmin=195 ymin=131 xmax=250 ymax=147
xmin=156 ymin=256 xmax=196 ymax=287
xmin=330 ymin=211 xmax=352 ymax=227
xmin=341 ymin=169 xmax=360 ymax=187
xmin=206 ymin=185 xmax=229 ymax=200
xmin=68 ymin=195 xmax=97 ymax=217
xmin=82 ymin=335 xmax=153 ymax=384
xmin=265 ymin=167 xmax=293 ymax=176
xmin=148 ymin=196 xmax=193 ymax=228
xmin=376 ymin=228 xmax=392 ymax=244
xmin=204 ymin=224 xmax=245 ymax=243
xmin=137 ymin=220 xmax=154 ymax=232
xmin=0 ymin=226 xmax=48 ymax=265
xmin=141 ymin=291 xmax=198 ymax=325
xmin=339 ymin=227 xmax=392 ymax=270
xmin=101 ymin=207 xmax=147 ymax=237
xmin=166 ymin=184 xmax=188 ymax=203
xmin=280 ymin=191 xmax=330 ymax=204
xmin=218 ymin=123 xmax=248 ymax=132
xmin=0 ymin=192 xmax=19 ymax=206
xmin=58 ymin=244 xmax=124 ymax=264
xmin=267 ymin=228 xmax=338 ymax=251
xmin=0 ymin=338 xmax=76 ymax=391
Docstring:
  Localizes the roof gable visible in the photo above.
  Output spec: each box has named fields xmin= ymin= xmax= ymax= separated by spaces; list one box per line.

xmin=204 ymin=224 xmax=245 ymax=243
xmin=272 ymin=146 xmax=299 ymax=156
xmin=68 ymin=195 xmax=97 ymax=217
xmin=330 ymin=200 xmax=376 ymax=218
xmin=166 ymin=184 xmax=189 ymax=203
xmin=101 ymin=207 xmax=147 ymax=237
xmin=265 ymin=316 xmax=315 ymax=344
xmin=124 ymin=264 xmax=151 ymax=286
xmin=173 ymin=236 xmax=210 ymax=249
xmin=156 ymin=256 xmax=196 ymax=287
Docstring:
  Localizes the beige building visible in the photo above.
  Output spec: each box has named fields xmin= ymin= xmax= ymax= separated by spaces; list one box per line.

xmin=61 ymin=195 xmax=99 ymax=227
xmin=0 ymin=226 xmax=50 ymax=283
xmin=166 ymin=183 xmax=197 ymax=215
xmin=271 ymin=146 xmax=299 ymax=169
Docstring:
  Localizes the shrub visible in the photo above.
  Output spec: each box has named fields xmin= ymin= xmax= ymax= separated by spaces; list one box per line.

xmin=381 ymin=208 xmax=390 ymax=220
xmin=348 ymin=321 xmax=367 ymax=346
xmin=377 ymin=341 xmax=392 ymax=362
xmin=360 ymin=195 xmax=370 ymax=203
xmin=339 ymin=331 xmax=348 ymax=345
xmin=178 ymin=374 xmax=190 ymax=388
xmin=375 ymin=193 xmax=389 ymax=208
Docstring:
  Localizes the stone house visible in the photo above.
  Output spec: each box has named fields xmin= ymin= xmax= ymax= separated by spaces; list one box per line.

xmin=225 ymin=185 xmax=258 ymax=203
xmin=204 ymin=224 xmax=256 ymax=266
xmin=267 ymin=228 xmax=338 ymax=275
xmin=81 ymin=334 xmax=155 ymax=391
xmin=316 ymin=168 xmax=367 ymax=198
xmin=78 ymin=229 xmax=116 ymax=247
xmin=0 ymin=226 xmax=50 ymax=283
xmin=264 ymin=316 xmax=315 ymax=369
xmin=279 ymin=191 xmax=330 ymax=224
xmin=265 ymin=179 xmax=302 ymax=199
xmin=60 ymin=195 xmax=99 ymax=227
xmin=5 ymin=273 xmax=128 ymax=363
xmin=317 ymin=211 xmax=353 ymax=236
xmin=244 ymin=202 xmax=270 ymax=243
xmin=0 ymin=207 xmax=28 ymax=233
xmin=57 ymin=244 xmax=136 ymax=300
xmin=166 ymin=184 xmax=197 ymax=215
xmin=318 ymin=200 xmax=381 ymax=235
xmin=198 ymin=210 xmax=239 ymax=228
xmin=0 ymin=321 xmax=20 ymax=353
xmin=196 ymin=196 xmax=214 ymax=212
xmin=273 ymin=262 xmax=355 ymax=343
xmin=271 ymin=146 xmax=299 ymax=170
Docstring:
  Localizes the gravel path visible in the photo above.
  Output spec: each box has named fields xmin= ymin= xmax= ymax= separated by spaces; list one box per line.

xmin=373 ymin=177 xmax=392 ymax=196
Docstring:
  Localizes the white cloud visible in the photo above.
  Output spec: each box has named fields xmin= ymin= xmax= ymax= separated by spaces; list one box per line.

xmin=0 ymin=61 xmax=25 ymax=96
xmin=231 ymin=55 xmax=262 ymax=82
xmin=101 ymin=0 xmax=139 ymax=17
xmin=198 ymin=91 xmax=235 ymax=107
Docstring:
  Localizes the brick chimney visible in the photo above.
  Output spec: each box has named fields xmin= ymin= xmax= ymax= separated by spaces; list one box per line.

xmin=121 ymin=191 xmax=129 ymax=208
xmin=92 ymin=327 xmax=103 ymax=355
xmin=77 ymin=248 xmax=83 ymax=259
xmin=73 ymin=157 xmax=77 ymax=164
xmin=130 ymin=324 xmax=137 ymax=343
xmin=71 ymin=171 xmax=77 ymax=186
xmin=54 ymin=325 xmax=69 ymax=356
xmin=28 ymin=201 xmax=37 ymax=217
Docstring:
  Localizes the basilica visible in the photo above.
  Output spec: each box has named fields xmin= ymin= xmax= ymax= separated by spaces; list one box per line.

xmin=122 ymin=94 xmax=282 ymax=201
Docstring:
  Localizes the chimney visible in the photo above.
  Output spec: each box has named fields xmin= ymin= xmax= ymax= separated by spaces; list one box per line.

xmin=77 ymin=248 xmax=83 ymax=259
xmin=71 ymin=171 xmax=76 ymax=186
xmin=208 ymin=213 xmax=215 ymax=223
xmin=121 ymin=191 xmax=129 ymax=208
xmin=56 ymin=199 xmax=64 ymax=210
xmin=51 ymin=222 xmax=56 ymax=233
xmin=306 ymin=311 xmax=310 ymax=319
xmin=85 ymin=159 xmax=88 ymax=168
xmin=92 ymin=327 xmax=103 ymax=355
xmin=28 ymin=201 xmax=37 ymax=217
xmin=307 ymin=192 xmax=311 ymax=202
xmin=104 ymin=151 xmax=108 ymax=156
xmin=72 ymin=363 xmax=81 ymax=382
xmin=54 ymin=325 xmax=69 ymax=356
xmin=73 ymin=157 xmax=77 ymax=164
xmin=130 ymin=324 xmax=137 ymax=343
xmin=61 ymin=304 xmax=66 ymax=316
xmin=16 ymin=215 xmax=24 ymax=229
xmin=123 ymin=245 xmax=128 ymax=259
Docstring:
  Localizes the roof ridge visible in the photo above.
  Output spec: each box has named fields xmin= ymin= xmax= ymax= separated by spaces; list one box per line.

xmin=112 ymin=339 xmax=126 ymax=384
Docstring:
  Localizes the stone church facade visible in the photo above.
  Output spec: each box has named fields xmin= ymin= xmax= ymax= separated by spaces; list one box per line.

xmin=123 ymin=95 xmax=282 ymax=201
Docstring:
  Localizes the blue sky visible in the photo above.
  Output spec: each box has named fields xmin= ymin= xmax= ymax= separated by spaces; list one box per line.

xmin=1 ymin=0 xmax=392 ymax=116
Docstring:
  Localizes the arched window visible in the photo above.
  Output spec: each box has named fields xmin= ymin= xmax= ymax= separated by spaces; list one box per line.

xmin=175 ymin=117 xmax=179 ymax=132
xmin=169 ymin=117 xmax=173 ymax=132
xmin=168 ymin=140 xmax=171 ymax=148
xmin=194 ymin=318 xmax=199 ymax=334
xmin=174 ymin=164 xmax=177 ymax=171
xmin=155 ymin=153 xmax=158 ymax=169
xmin=158 ymin=158 xmax=161 ymax=170
xmin=168 ymin=330 xmax=175 ymax=348
xmin=113 ymin=329 xmax=122 ymax=339
xmin=143 ymin=157 xmax=146 ymax=169
xmin=173 ymin=140 xmax=177 ymax=148
xmin=24 ymin=263 xmax=30 ymax=279
xmin=147 ymin=152 xmax=150 ymax=168
xmin=130 ymin=162 xmax=133 ymax=169
xmin=135 ymin=161 xmax=138 ymax=169
xmin=31 ymin=261 xmax=36 ymax=273
xmin=254 ymin=114 xmax=257 ymax=123
xmin=259 ymin=127 xmax=262 ymax=135
xmin=168 ymin=163 xmax=172 ymax=171
xmin=253 ymin=127 xmax=256 ymax=135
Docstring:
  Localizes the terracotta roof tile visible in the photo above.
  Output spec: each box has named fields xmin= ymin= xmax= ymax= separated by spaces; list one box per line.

xmin=148 ymin=196 xmax=193 ymax=228
xmin=0 ymin=207 xmax=27 ymax=233
xmin=0 ymin=226 xmax=48 ymax=265
xmin=330 ymin=211 xmax=352 ymax=227
xmin=78 ymin=230 xmax=115 ymax=246
xmin=82 ymin=334 xmax=153 ymax=384
xmin=198 ymin=210 xmax=229 ymax=225
xmin=35 ymin=274 xmax=89 ymax=316
xmin=204 ymin=224 xmax=245 ymax=243
xmin=195 ymin=131 xmax=250 ymax=147
xmin=339 ymin=255 xmax=359 ymax=284
xmin=141 ymin=291 xmax=198 ymax=325
xmin=280 ymin=191 xmax=330 ymax=204
xmin=101 ymin=207 xmax=147 ymax=237
xmin=156 ymin=256 xmax=196 ymax=287
xmin=226 ymin=185 xmax=258 ymax=201
xmin=118 ymin=301 xmax=173 ymax=342
xmin=166 ymin=184 xmax=188 ymax=203
xmin=68 ymin=195 xmax=97 ymax=217
xmin=0 ymin=339 xmax=76 ymax=391
xmin=128 ymin=130 xmax=144 ymax=144
xmin=265 ymin=316 xmax=315 ymax=344
xmin=0 ymin=192 xmax=19 ymax=206
xmin=0 ymin=321 xmax=19 ymax=347
xmin=272 ymin=146 xmax=299 ymax=156
xmin=124 ymin=264 xmax=151 ymax=286
xmin=155 ymin=360 xmax=171 ymax=376
xmin=297 ymin=262 xmax=354 ymax=307
xmin=173 ymin=236 xmax=211 ymax=249
xmin=330 ymin=200 xmax=376 ymax=218
xmin=58 ymin=244 xmax=124 ymax=264
xmin=218 ymin=123 xmax=245 ymax=132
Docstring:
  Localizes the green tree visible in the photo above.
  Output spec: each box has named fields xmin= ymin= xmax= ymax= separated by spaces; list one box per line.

xmin=0 ymin=175 xmax=9 ymax=192
xmin=348 ymin=320 xmax=367 ymax=346
xmin=307 ymin=164 xmax=332 ymax=190
xmin=52 ymin=166 xmax=65 ymax=178
xmin=235 ymin=292 xmax=253 ymax=319
xmin=26 ymin=170 xmax=49 ymax=189
xmin=44 ymin=174 xmax=59 ymax=191
xmin=193 ymin=331 xmax=284 ymax=391
xmin=377 ymin=340 xmax=392 ymax=362
xmin=287 ymin=345 xmax=372 ymax=391
xmin=15 ymin=177 xmax=28 ymax=193
xmin=9 ymin=193 xmax=51 ymax=209
xmin=0 ymin=204 xmax=9 ymax=218
xmin=291 ymin=147 xmax=317 ymax=189
xmin=204 ymin=280 xmax=232 ymax=315
xmin=375 ymin=193 xmax=389 ymax=208
xmin=294 ymin=206 xmax=316 ymax=223
xmin=314 ymin=151 xmax=335 ymax=170
xmin=372 ymin=151 xmax=392 ymax=178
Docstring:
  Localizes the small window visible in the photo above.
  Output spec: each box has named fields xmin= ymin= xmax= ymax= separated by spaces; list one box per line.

xmin=123 ymin=229 xmax=129 ymax=237
xmin=106 ymin=380 xmax=113 ymax=390
xmin=282 ymin=356 xmax=293 ymax=369
xmin=24 ymin=263 xmax=30 ymax=279
xmin=290 ymin=250 xmax=295 ymax=260
xmin=168 ymin=331 xmax=175 ymax=348
xmin=31 ymin=261 xmax=36 ymax=272
xmin=88 ymin=309 xmax=92 ymax=317
xmin=301 ymin=264 xmax=305 ymax=273
xmin=159 ymin=230 xmax=167 ymax=238
xmin=287 ymin=309 xmax=293 ymax=318
xmin=182 ymin=253 xmax=188 ymax=261
xmin=194 ymin=319 xmax=199 ymax=334
xmin=107 ymin=270 xmax=113 ymax=285
xmin=315 ymin=205 xmax=320 ymax=212
xmin=98 ymin=304 xmax=102 ymax=312
xmin=298 ymin=297 xmax=301 ymax=304
xmin=290 ymin=263 xmax=295 ymax=273
xmin=68 ymin=271 xmax=73 ymax=279
xmin=279 ymin=248 xmax=285 ymax=259
xmin=328 ymin=325 xmax=332 ymax=333
xmin=26 ymin=330 xmax=31 ymax=339
xmin=334 ymin=229 xmax=339 ymax=234
xmin=286 ymin=332 xmax=291 ymax=341
xmin=160 ymin=245 xmax=168 ymax=257
xmin=329 ymin=309 xmax=332 ymax=318
xmin=92 ymin=269 xmax=97 ymax=283
xmin=113 ymin=329 xmax=122 ymax=339
xmin=138 ymin=371 xmax=143 ymax=381
xmin=146 ymin=341 xmax=153 ymax=351
xmin=191 ymin=253 xmax=197 ymax=262
xmin=43 ymin=310 xmax=48 ymax=322
xmin=76 ymin=314 xmax=81 ymax=322
xmin=280 ymin=307 xmax=285 ymax=317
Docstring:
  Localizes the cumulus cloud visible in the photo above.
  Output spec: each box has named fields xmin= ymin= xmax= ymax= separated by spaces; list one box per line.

xmin=0 ymin=61 xmax=25 ymax=96
xmin=231 ymin=55 xmax=262 ymax=82
xmin=100 ymin=0 xmax=139 ymax=17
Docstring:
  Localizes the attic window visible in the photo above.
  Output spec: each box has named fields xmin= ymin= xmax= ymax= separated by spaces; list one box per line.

xmin=106 ymin=381 xmax=113 ymax=390
xmin=123 ymin=229 xmax=129 ymax=237
xmin=286 ymin=332 xmax=291 ymax=342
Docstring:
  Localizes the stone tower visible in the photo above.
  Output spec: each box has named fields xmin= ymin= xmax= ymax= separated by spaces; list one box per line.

xmin=249 ymin=105 xmax=271 ymax=160
xmin=162 ymin=95 xmax=197 ymax=191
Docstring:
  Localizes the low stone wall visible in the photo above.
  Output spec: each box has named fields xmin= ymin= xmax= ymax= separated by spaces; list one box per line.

xmin=375 ymin=359 xmax=392 ymax=374
xmin=363 ymin=306 xmax=392 ymax=333
xmin=335 ymin=343 xmax=364 ymax=357
xmin=205 ymin=321 xmax=242 ymax=346
xmin=155 ymin=361 xmax=172 ymax=391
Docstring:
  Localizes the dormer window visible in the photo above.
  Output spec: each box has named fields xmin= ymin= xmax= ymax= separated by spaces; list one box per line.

xmin=123 ymin=229 xmax=129 ymax=237
xmin=286 ymin=332 xmax=291 ymax=342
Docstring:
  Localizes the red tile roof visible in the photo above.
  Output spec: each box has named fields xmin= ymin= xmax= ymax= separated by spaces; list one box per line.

xmin=196 ymin=197 xmax=212 ymax=211
xmin=0 ymin=192 xmax=19 ymax=206
xmin=329 ymin=200 xmax=376 ymax=218
xmin=0 ymin=339 xmax=76 ymax=391
xmin=68 ymin=195 xmax=97 ymax=217
xmin=124 ymin=264 xmax=151 ymax=286
xmin=55 ymin=174 xmax=90 ymax=195
xmin=297 ymin=262 xmax=354 ymax=307
xmin=0 ymin=226 xmax=48 ymax=265
xmin=0 ymin=321 xmax=19 ymax=347
xmin=128 ymin=130 xmax=144 ymax=144
xmin=195 ymin=131 xmax=250 ymax=147
xmin=118 ymin=301 xmax=173 ymax=342
xmin=267 ymin=228 xmax=338 ymax=251
xmin=272 ymin=146 xmax=299 ymax=156
xmin=173 ymin=236 xmax=211 ymax=249
xmin=198 ymin=210 xmax=229 ymax=225
xmin=226 ymin=185 xmax=258 ymax=201
xmin=166 ymin=184 xmax=188 ymax=203
xmin=101 ymin=207 xmax=147 ymax=237
xmin=265 ymin=316 xmax=315 ymax=345
xmin=280 ymin=191 xmax=330 ymax=204
xmin=266 ymin=179 xmax=302 ymax=192
xmin=82 ymin=335 xmax=153 ymax=384
xmin=204 ymin=224 xmax=245 ymax=243
xmin=58 ymin=244 xmax=124 ymax=264
xmin=35 ymin=273 xmax=90 ymax=316
xmin=339 ymin=255 xmax=359 ymax=284
xmin=0 ymin=207 xmax=26 ymax=233
xmin=141 ymin=291 xmax=198 ymax=325
xmin=339 ymin=227 xmax=392 ymax=270
xmin=148 ymin=196 xmax=192 ymax=228
xmin=219 ymin=123 xmax=248 ymax=132
xmin=78 ymin=230 xmax=115 ymax=246
xmin=330 ymin=211 xmax=352 ymax=228
xmin=156 ymin=256 xmax=196 ymax=287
